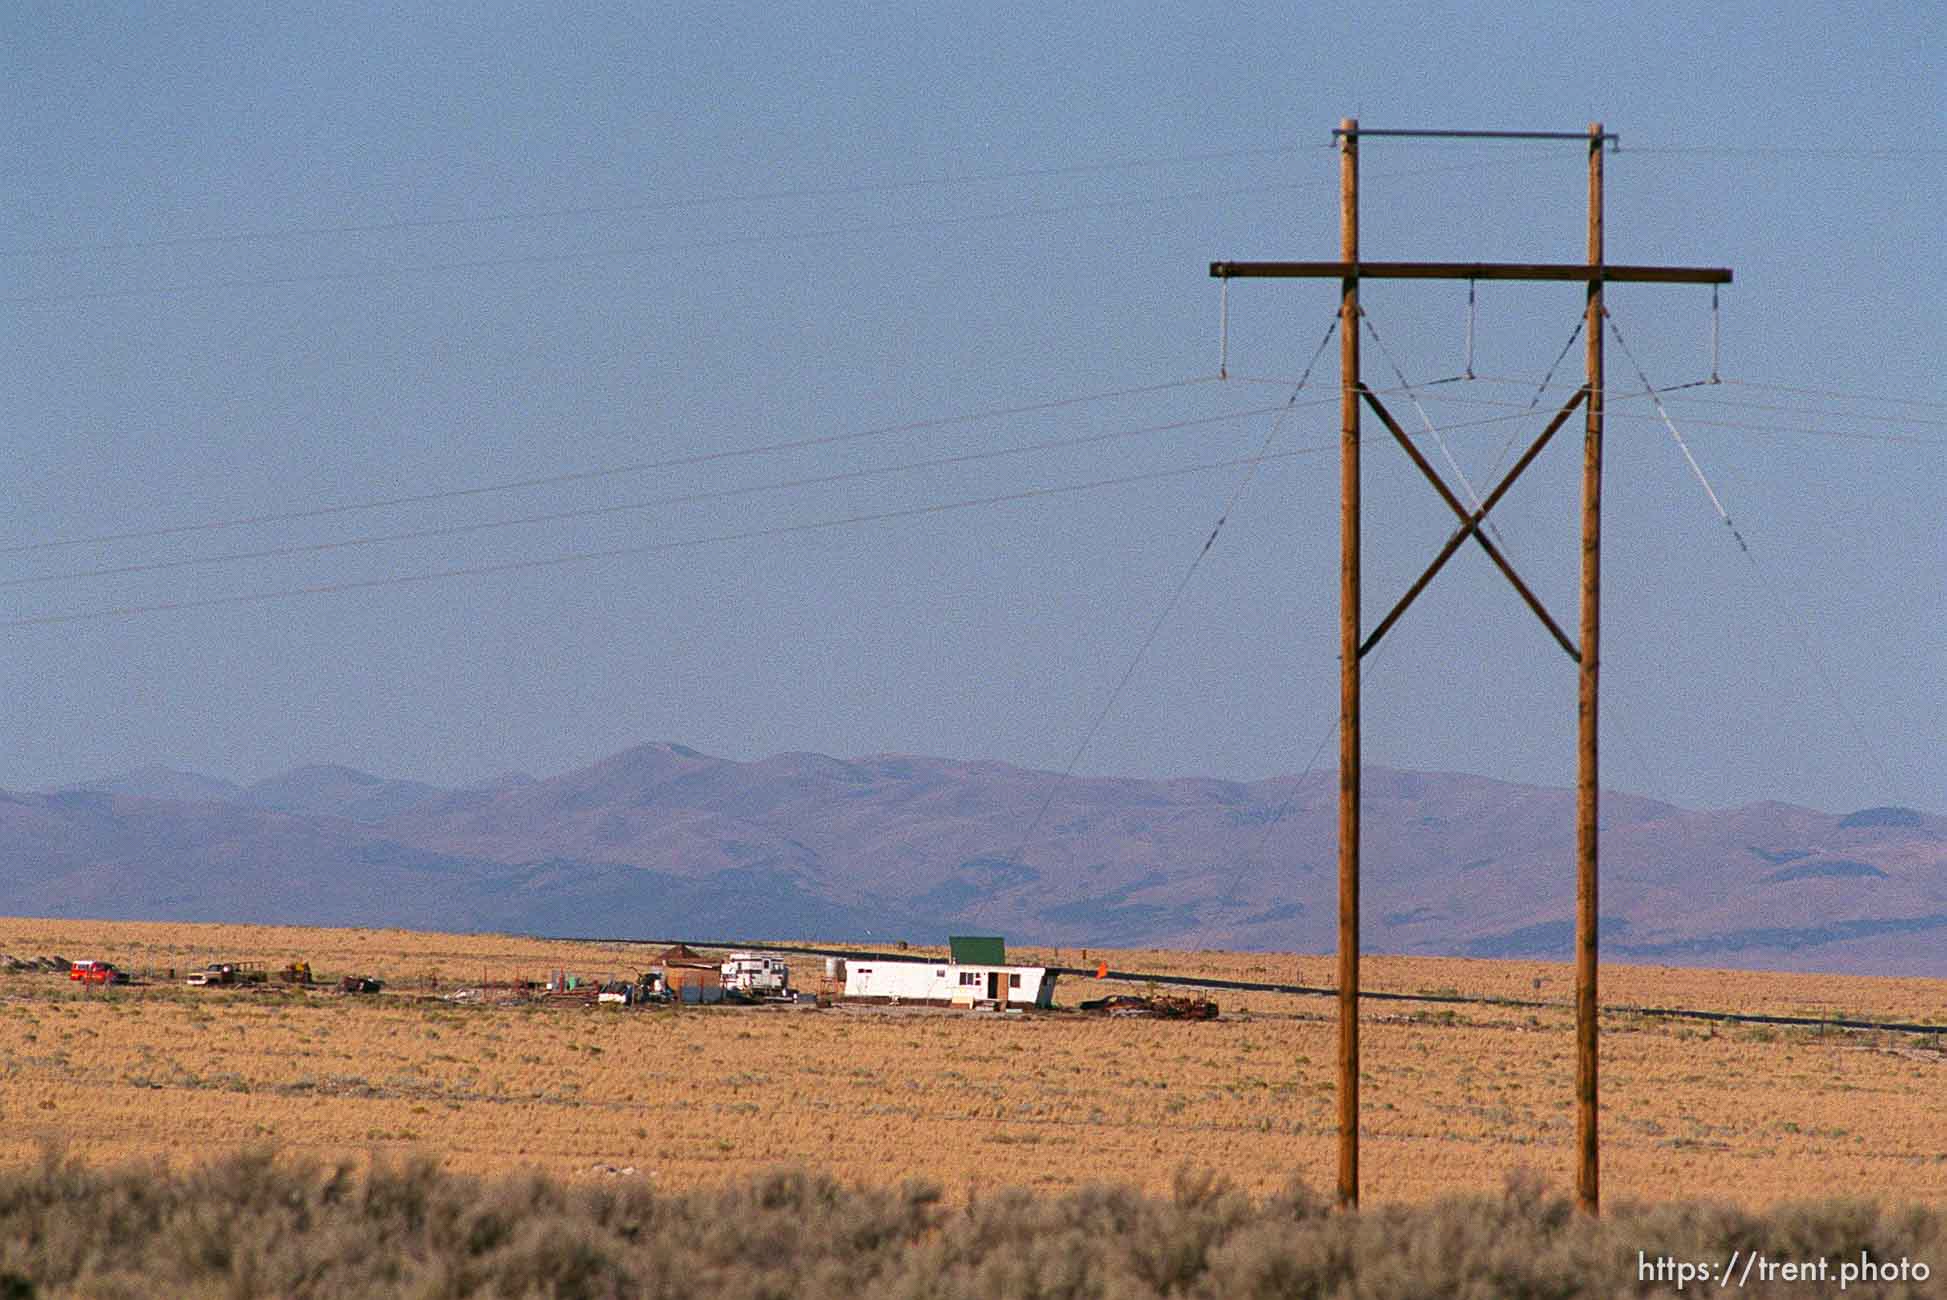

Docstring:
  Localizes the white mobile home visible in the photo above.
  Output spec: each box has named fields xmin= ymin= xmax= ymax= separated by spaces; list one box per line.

xmin=839 ymin=958 xmax=1056 ymax=1009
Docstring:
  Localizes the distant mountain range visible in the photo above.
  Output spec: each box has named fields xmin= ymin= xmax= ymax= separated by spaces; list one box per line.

xmin=68 ymin=762 xmax=454 ymax=823
xmin=4 ymin=743 xmax=1942 ymax=977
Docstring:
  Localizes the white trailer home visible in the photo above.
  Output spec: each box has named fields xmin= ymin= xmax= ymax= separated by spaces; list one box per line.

xmin=838 ymin=957 xmax=1056 ymax=1009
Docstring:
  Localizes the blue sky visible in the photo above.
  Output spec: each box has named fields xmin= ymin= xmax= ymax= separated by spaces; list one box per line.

xmin=3 ymin=4 xmax=1941 ymax=814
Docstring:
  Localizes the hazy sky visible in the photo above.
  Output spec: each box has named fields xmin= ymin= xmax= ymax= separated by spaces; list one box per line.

xmin=3 ymin=4 xmax=1941 ymax=814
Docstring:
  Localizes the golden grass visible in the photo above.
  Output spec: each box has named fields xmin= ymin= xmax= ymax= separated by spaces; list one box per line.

xmin=1 ymin=917 xmax=1943 ymax=1206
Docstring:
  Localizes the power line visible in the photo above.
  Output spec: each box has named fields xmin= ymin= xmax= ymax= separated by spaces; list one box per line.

xmin=1392 ymin=377 xmax=1946 ymax=434
xmin=4 ymin=146 xmax=1569 ymax=266
xmin=8 ymin=153 xmax=1573 ymax=309
xmin=1433 ymin=394 xmax=1940 ymax=448
xmin=10 ymin=375 xmax=1475 ymax=570
xmin=1232 ymin=368 xmax=1947 ymax=441
xmin=1719 ymin=378 xmax=1947 ymax=413
xmin=1 ymin=142 xmax=1316 ymax=260
xmin=1609 ymin=410 xmax=1940 ymax=447
xmin=1627 ymin=145 xmax=1947 ymax=159
xmin=2 ymin=403 xmax=1286 ymax=590
xmin=2 ymin=443 xmax=1336 ymax=631
xmin=1243 ymin=379 xmax=1944 ymax=452
xmin=8 ymin=179 xmax=1322 ymax=308
xmin=0 ymin=377 xmax=1219 ymax=557
xmin=1366 ymin=380 xmax=1944 ymax=449
xmin=1662 ymin=392 xmax=1947 ymax=429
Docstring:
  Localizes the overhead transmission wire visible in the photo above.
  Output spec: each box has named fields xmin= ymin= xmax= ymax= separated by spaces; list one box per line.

xmin=0 ymin=403 xmax=1289 ymax=590
xmin=1195 ymin=365 xmax=1905 ymax=449
xmin=10 ymin=356 xmax=1920 ymax=623
xmin=1361 ymin=376 xmax=1941 ymax=449
xmin=0 ymin=377 xmax=1219 ymax=557
xmin=1231 ymin=370 xmax=1858 ymax=447
xmin=1608 ymin=410 xmax=1939 ymax=447
xmin=6 ymin=146 xmax=1569 ymax=262
xmin=995 ymin=317 xmax=1342 ymax=876
xmin=1659 ymin=392 xmax=1947 ymax=429
xmin=5 ymin=179 xmax=1312 ymax=308
xmin=0 ymin=142 xmax=1318 ymax=260
xmin=1717 ymin=378 xmax=1947 ymax=414
xmin=1428 ymin=382 xmax=1941 ymax=431
xmin=1604 ymin=308 xmax=1897 ymax=796
xmin=9 ymin=151 xmax=1574 ymax=309
xmin=1627 ymin=145 xmax=1947 ymax=158
xmin=1207 ymin=379 xmax=1722 ymax=446
xmin=2 ymin=377 xmax=1446 ymax=575
xmin=1 ymin=440 xmax=1341 ymax=632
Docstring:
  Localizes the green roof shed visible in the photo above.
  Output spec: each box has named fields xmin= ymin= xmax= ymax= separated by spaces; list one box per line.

xmin=948 ymin=935 xmax=1006 ymax=965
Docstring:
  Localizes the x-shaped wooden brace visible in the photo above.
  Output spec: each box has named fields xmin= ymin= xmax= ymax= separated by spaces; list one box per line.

xmin=1357 ymin=384 xmax=1589 ymax=661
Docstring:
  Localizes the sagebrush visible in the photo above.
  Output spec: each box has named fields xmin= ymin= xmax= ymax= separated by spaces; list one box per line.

xmin=0 ymin=1147 xmax=1940 ymax=1298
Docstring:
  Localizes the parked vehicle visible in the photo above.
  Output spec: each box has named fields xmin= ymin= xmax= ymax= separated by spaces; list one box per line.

xmin=68 ymin=960 xmax=129 ymax=986
xmin=720 ymin=952 xmax=792 ymax=999
xmin=1078 ymin=994 xmax=1219 ymax=1020
xmin=337 ymin=975 xmax=383 ymax=994
xmin=597 ymin=981 xmax=635 ymax=1005
xmin=634 ymin=972 xmax=671 ymax=1003
xmin=186 ymin=962 xmax=268 ymax=988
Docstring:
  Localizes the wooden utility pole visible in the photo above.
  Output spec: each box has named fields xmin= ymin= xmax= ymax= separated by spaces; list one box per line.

xmin=1577 ymin=121 xmax=1605 ymax=1217
xmin=1210 ymin=121 xmax=1728 ymax=1215
xmin=1335 ymin=116 xmax=1361 ymax=1212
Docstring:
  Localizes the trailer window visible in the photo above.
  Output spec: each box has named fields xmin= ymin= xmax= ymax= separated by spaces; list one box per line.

xmin=1009 ymin=973 xmax=1022 ymax=988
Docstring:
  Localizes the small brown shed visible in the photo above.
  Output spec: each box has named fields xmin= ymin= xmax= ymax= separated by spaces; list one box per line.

xmin=654 ymin=944 xmax=723 ymax=1004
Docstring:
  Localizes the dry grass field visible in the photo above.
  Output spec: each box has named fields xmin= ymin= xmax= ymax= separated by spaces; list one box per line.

xmin=1 ymin=917 xmax=1942 ymax=1209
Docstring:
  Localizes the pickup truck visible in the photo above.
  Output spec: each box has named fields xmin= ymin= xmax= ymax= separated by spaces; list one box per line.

xmin=185 ymin=962 xmax=268 ymax=988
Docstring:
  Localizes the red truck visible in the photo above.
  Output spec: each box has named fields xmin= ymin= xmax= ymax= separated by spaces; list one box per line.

xmin=68 ymin=960 xmax=129 ymax=986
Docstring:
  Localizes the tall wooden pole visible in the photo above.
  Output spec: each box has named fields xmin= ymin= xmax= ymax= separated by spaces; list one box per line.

xmin=1576 ymin=120 xmax=1605 ymax=1217
xmin=1336 ymin=115 xmax=1362 ymax=1211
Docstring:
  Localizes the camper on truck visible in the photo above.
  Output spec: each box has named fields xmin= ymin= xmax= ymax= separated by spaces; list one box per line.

xmin=720 ymin=952 xmax=791 ymax=999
